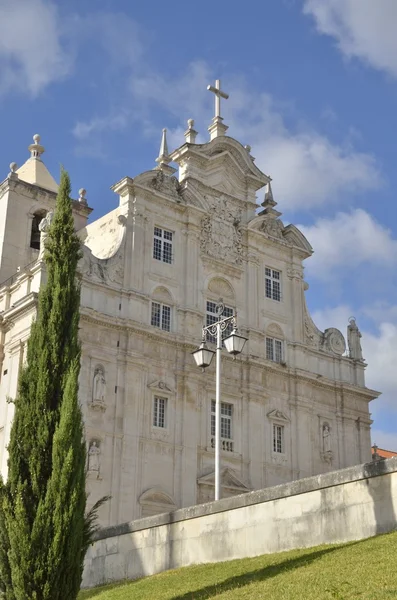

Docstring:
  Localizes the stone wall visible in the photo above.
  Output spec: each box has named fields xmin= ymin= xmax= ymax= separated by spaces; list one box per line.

xmin=82 ymin=457 xmax=397 ymax=588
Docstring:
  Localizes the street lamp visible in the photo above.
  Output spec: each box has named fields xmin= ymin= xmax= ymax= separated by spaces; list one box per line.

xmin=192 ymin=302 xmax=247 ymax=501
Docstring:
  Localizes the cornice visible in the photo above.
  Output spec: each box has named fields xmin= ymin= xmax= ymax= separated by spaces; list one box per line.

xmin=0 ymin=177 xmax=92 ymax=216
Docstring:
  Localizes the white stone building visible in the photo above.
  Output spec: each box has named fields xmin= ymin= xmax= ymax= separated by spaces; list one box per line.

xmin=0 ymin=84 xmax=379 ymax=527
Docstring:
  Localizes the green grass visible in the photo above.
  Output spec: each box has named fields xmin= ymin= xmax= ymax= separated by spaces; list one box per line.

xmin=79 ymin=531 xmax=397 ymax=600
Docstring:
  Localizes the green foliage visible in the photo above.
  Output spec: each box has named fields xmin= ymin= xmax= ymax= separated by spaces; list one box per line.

xmin=78 ymin=531 xmax=397 ymax=600
xmin=0 ymin=171 xmax=104 ymax=599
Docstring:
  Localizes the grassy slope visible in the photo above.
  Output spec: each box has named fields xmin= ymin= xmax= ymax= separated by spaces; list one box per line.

xmin=79 ymin=531 xmax=397 ymax=600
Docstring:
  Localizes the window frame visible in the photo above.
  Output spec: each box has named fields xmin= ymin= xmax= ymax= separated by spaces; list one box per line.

xmin=151 ymin=301 xmax=172 ymax=332
xmin=153 ymin=395 xmax=168 ymax=429
xmin=266 ymin=336 xmax=284 ymax=363
xmin=265 ymin=267 xmax=282 ymax=302
xmin=210 ymin=400 xmax=234 ymax=452
xmin=273 ymin=423 xmax=285 ymax=454
xmin=153 ymin=226 xmax=174 ymax=264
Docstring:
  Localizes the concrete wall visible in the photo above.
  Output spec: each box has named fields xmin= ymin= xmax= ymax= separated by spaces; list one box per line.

xmin=83 ymin=457 xmax=397 ymax=588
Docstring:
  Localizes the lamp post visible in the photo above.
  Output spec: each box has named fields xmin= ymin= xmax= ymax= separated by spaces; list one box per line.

xmin=192 ymin=302 xmax=247 ymax=501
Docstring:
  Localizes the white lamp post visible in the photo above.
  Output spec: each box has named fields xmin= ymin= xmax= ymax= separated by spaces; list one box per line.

xmin=192 ymin=302 xmax=247 ymax=501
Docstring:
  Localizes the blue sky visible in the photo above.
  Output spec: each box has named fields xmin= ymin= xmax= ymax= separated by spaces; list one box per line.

xmin=1 ymin=0 xmax=396 ymax=449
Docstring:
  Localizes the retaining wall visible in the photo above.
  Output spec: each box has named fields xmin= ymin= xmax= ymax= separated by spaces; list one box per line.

xmin=83 ymin=457 xmax=397 ymax=588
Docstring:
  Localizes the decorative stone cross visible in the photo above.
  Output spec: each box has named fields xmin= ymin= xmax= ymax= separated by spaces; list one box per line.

xmin=207 ymin=79 xmax=229 ymax=119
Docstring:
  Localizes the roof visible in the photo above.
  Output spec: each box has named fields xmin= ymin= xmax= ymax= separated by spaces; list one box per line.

xmin=15 ymin=134 xmax=58 ymax=194
xmin=16 ymin=157 xmax=58 ymax=193
xmin=371 ymin=446 xmax=397 ymax=459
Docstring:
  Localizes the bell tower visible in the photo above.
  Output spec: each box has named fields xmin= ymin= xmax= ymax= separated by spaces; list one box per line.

xmin=0 ymin=135 xmax=91 ymax=283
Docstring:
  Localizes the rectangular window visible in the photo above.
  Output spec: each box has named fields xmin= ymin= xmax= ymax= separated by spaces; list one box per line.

xmin=151 ymin=302 xmax=171 ymax=332
xmin=153 ymin=226 xmax=173 ymax=264
xmin=211 ymin=400 xmax=233 ymax=452
xmin=273 ymin=424 xmax=284 ymax=453
xmin=266 ymin=337 xmax=284 ymax=363
xmin=265 ymin=267 xmax=281 ymax=301
xmin=206 ymin=301 xmax=234 ymax=344
xmin=153 ymin=396 xmax=167 ymax=428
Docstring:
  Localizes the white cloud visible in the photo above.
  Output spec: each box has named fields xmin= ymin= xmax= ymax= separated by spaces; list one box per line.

xmin=299 ymin=209 xmax=397 ymax=278
xmin=311 ymin=305 xmax=352 ymax=335
xmin=0 ymin=0 xmax=71 ymax=96
xmin=303 ymin=0 xmax=397 ymax=78
xmin=363 ymin=321 xmax=397 ymax=400
xmin=73 ymin=112 xmax=130 ymax=141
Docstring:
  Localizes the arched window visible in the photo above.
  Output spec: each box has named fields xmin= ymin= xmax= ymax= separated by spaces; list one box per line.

xmin=30 ymin=210 xmax=47 ymax=250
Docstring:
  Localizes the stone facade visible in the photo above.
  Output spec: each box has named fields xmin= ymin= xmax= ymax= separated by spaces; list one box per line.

xmin=0 ymin=121 xmax=379 ymax=527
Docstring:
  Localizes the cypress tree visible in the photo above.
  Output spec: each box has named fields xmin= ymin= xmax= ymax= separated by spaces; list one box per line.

xmin=0 ymin=171 xmax=104 ymax=599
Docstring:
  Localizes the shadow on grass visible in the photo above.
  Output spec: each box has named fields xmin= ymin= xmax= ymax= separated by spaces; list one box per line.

xmin=169 ymin=543 xmax=357 ymax=600
xmin=81 ymin=542 xmax=359 ymax=599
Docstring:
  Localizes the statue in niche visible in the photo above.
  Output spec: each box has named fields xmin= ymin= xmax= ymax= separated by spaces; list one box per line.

xmin=347 ymin=317 xmax=363 ymax=361
xmin=88 ymin=440 xmax=100 ymax=473
xmin=92 ymin=366 xmax=106 ymax=406
xmin=38 ymin=211 xmax=54 ymax=260
xmin=322 ymin=424 xmax=332 ymax=453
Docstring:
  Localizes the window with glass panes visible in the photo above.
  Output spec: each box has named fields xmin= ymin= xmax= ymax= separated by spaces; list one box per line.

xmin=211 ymin=401 xmax=233 ymax=439
xmin=153 ymin=227 xmax=173 ymax=264
xmin=206 ymin=301 xmax=234 ymax=344
xmin=273 ymin=424 xmax=284 ymax=453
xmin=153 ymin=396 xmax=167 ymax=428
xmin=151 ymin=302 xmax=171 ymax=332
xmin=266 ymin=337 xmax=283 ymax=363
xmin=265 ymin=268 xmax=281 ymax=301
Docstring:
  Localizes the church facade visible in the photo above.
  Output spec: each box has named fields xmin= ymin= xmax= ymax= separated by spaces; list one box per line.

xmin=0 ymin=84 xmax=379 ymax=527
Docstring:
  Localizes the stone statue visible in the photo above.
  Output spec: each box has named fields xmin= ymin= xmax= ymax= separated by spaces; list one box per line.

xmin=347 ymin=317 xmax=363 ymax=361
xmin=322 ymin=424 xmax=332 ymax=453
xmin=93 ymin=366 xmax=106 ymax=404
xmin=88 ymin=440 xmax=100 ymax=472
xmin=38 ymin=211 xmax=54 ymax=260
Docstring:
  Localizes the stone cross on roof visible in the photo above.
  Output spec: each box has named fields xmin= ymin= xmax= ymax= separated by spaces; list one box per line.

xmin=207 ymin=79 xmax=229 ymax=120
xmin=207 ymin=79 xmax=230 ymax=140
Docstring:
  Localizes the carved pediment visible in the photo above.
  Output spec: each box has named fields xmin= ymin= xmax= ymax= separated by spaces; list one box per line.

xmin=267 ymin=409 xmax=290 ymax=423
xmin=134 ymin=170 xmax=182 ymax=202
xmin=204 ymin=137 xmax=269 ymax=190
xmin=147 ymin=380 xmax=174 ymax=394
xmin=139 ymin=488 xmax=176 ymax=508
xmin=208 ymin=277 xmax=235 ymax=301
xmin=197 ymin=468 xmax=250 ymax=492
xmin=282 ymin=225 xmax=313 ymax=257
xmin=248 ymin=214 xmax=284 ymax=238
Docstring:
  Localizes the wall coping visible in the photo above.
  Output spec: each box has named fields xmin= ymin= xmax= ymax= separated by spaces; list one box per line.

xmin=94 ymin=456 xmax=397 ymax=542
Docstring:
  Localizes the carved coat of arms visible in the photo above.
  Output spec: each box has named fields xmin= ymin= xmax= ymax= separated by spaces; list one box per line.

xmin=200 ymin=196 xmax=243 ymax=265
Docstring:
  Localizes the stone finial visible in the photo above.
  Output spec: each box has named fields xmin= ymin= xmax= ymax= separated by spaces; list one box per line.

xmin=184 ymin=118 xmax=198 ymax=144
xmin=259 ymin=181 xmax=281 ymax=217
xmin=8 ymin=162 xmax=18 ymax=178
xmin=155 ymin=128 xmax=176 ymax=175
xmin=28 ymin=133 xmax=45 ymax=159
xmin=79 ymin=188 xmax=87 ymax=204
xmin=244 ymin=144 xmax=251 ymax=153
